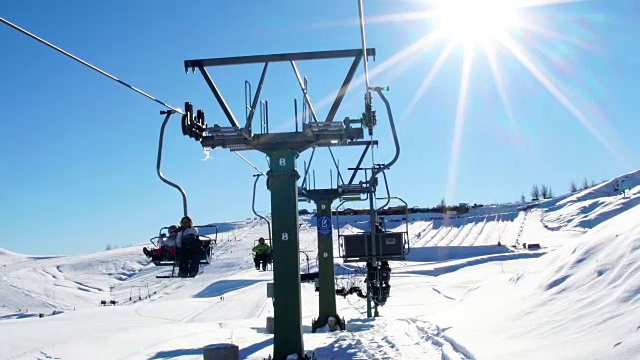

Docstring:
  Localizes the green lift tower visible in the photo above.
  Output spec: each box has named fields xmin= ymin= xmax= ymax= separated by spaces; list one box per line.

xmin=298 ymin=139 xmax=379 ymax=331
xmin=180 ymin=48 xmax=375 ymax=360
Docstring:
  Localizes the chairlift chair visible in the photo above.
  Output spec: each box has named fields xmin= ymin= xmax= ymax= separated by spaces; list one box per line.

xmin=152 ymin=225 xmax=219 ymax=278
xmin=337 ymin=198 xmax=410 ymax=264
xmin=148 ymin=111 xmax=220 ymax=278
xmin=336 ymin=197 xmax=410 ymax=307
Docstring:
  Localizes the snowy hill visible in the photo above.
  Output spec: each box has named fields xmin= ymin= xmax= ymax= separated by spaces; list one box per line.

xmin=0 ymin=170 xmax=639 ymax=359
xmin=0 ymin=248 xmax=28 ymax=266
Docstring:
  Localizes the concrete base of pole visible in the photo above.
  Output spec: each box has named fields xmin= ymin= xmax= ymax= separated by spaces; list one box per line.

xmin=327 ymin=317 xmax=339 ymax=331
xmin=266 ymin=316 xmax=275 ymax=334
xmin=312 ymin=314 xmax=344 ymax=333
xmin=203 ymin=343 xmax=239 ymax=360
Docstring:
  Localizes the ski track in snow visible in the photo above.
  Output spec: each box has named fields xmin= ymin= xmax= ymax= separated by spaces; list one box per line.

xmin=333 ymin=318 xmax=471 ymax=359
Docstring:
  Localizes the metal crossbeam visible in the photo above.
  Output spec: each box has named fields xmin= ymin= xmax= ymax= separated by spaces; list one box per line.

xmin=198 ymin=66 xmax=241 ymax=128
xmin=185 ymin=48 xmax=376 ymax=68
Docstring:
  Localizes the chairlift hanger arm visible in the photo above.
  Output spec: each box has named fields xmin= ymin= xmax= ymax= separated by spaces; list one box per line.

xmin=366 ymin=89 xmax=400 ymax=264
xmin=157 ymin=112 xmax=188 ymax=217
xmin=252 ymin=174 xmax=272 ymax=241
xmin=375 ymin=196 xmax=410 ymax=252
xmin=368 ymin=89 xmax=400 ymax=181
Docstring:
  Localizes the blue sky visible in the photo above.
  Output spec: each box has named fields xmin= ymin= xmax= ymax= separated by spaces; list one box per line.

xmin=1 ymin=0 xmax=638 ymax=255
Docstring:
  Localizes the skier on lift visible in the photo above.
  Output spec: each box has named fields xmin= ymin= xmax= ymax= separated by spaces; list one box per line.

xmin=143 ymin=225 xmax=179 ymax=261
xmin=252 ymin=237 xmax=271 ymax=271
xmin=175 ymin=216 xmax=199 ymax=248
xmin=176 ymin=216 xmax=201 ymax=277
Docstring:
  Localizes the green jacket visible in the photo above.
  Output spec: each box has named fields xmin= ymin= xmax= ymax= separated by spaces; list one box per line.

xmin=252 ymin=243 xmax=271 ymax=255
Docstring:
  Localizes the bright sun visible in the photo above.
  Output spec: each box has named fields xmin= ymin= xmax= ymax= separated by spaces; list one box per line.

xmin=434 ymin=0 xmax=517 ymax=45
xmin=337 ymin=0 xmax=620 ymax=202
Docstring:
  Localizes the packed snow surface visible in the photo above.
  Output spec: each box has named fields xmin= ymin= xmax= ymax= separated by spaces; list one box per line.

xmin=1 ymin=171 xmax=639 ymax=359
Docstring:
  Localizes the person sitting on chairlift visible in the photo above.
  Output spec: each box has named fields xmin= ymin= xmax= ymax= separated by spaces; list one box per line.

xmin=143 ymin=225 xmax=179 ymax=260
xmin=252 ymin=237 xmax=271 ymax=271
xmin=175 ymin=216 xmax=199 ymax=248
xmin=176 ymin=216 xmax=201 ymax=277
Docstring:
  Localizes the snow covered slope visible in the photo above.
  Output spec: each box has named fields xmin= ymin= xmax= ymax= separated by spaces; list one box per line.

xmin=0 ymin=170 xmax=638 ymax=359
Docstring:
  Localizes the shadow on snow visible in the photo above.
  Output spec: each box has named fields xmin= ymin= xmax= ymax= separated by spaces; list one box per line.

xmin=406 ymin=245 xmax=514 ymax=263
xmin=193 ymin=279 xmax=263 ymax=298
xmin=401 ymin=251 xmax=546 ymax=277
xmin=147 ymin=347 xmax=201 ymax=359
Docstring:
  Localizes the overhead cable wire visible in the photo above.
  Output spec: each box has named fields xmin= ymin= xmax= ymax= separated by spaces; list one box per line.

xmin=1 ymin=16 xmax=273 ymax=194
xmin=233 ymin=151 xmax=267 ymax=177
xmin=0 ymin=16 xmax=184 ymax=115
xmin=357 ymin=0 xmax=378 ymax=207
xmin=0 ymin=17 xmax=269 ymax=176
xmin=357 ymin=0 xmax=371 ymax=91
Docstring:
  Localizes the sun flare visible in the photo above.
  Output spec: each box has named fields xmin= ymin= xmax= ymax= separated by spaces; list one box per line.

xmin=434 ymin=0 xmax=518 ymax=45
xmin=315 ymin=0 xmax=622 ymax=201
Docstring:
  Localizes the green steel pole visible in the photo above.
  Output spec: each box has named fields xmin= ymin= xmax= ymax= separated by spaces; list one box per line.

xmin=315 ymin=199 xmax=339 ymax=329
xmin=267 ymin=150 xmax=304 ymax=360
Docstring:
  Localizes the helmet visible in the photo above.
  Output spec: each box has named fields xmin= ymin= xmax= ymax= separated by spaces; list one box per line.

xmin=168 ymin=225 xmax=179 ymax=234
xmin=259 ymin=237 xmax=265 ymax=243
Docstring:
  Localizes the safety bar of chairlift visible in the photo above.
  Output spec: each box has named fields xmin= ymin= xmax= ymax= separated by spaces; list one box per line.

xmin=375 ymin=196 xmax=410 ymax=255
xmin=194 ymin=224 xmax=219 ymax=242
xmin=149 ymin=236 xmax=164 ymax=248
xmin=335 ymin=197 xmax=365 ymax=245
xmin=335 ymin=197 xmax=366 ymax=259
xmin=150 ymin=233 xmax=217 ymax=248
xmin=155 ymin=224 xmax=218 ymax=240
xmin=335 ymin=200 xmax=345 ymax=242
xmin=334 ymin=190 xmax=373 ymax=242
xmin=300 ymin=250 xmax=311 ymax=274
xmin=157 ymin=111 xmax=188 ymax=217
xmin=375 ymin=170 xmax=391 ymax=212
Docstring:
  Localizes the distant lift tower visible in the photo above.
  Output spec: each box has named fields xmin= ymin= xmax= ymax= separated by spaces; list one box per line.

xmin=180 ymin=48 xmax=375 ymax=360
xmin=298 ymin=140 xmax=379 ymax=331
